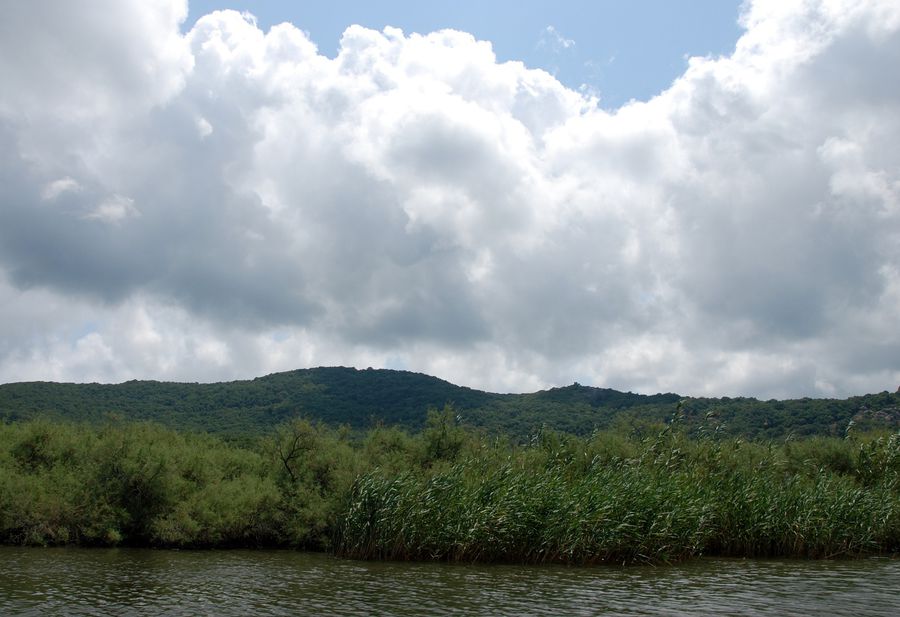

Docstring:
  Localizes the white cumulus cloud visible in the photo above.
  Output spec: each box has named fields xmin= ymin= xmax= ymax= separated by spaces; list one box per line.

xmin=85 ymin=194 xmax=140 ymax=224
xmin=0 ymin=0 xmax=898 ymax=398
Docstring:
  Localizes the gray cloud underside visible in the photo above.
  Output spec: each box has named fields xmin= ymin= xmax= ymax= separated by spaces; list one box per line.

xmin=0 ymin=0 xmax=898 ymax=397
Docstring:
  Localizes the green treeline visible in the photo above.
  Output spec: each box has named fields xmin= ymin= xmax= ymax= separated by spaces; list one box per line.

xmin=2 ymin=367 xmax=898 ymax=440
xmin=1 ymin=409 xmax=898 ymax=564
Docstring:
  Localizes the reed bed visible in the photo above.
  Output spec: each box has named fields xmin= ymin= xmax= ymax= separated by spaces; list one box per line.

xmin=1 ymin=415 xmax=898 ymax=564
xmin=334 ymin=431 xmax=900 ymax=564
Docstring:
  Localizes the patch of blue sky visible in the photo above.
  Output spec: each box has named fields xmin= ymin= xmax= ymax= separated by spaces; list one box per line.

xmin=270 ymin=330 xmax=291 ymax=343
xmin=75 ymin=320 xmax=100 ymax=339
xmin=185 ymin=0 xmax=744 ymax=109
xmin=383 ymin=355 xmax=409 ymax=371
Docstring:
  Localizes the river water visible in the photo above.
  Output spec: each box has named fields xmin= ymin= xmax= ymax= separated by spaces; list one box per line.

xmin=0 ymin=547 xmax=897 ymax=616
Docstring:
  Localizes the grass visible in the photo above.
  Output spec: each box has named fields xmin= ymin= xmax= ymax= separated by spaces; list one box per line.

xmin=334 ymin=421 xmax=900 ymax=564
xmin=1 ymin=410 xmax=898 ymax=564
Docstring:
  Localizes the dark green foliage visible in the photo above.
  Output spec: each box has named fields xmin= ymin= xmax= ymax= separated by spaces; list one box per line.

xmin=0 ymin=421 xmax=285 ymax=547
xmin=2 ymin=416 xmax=897 ymax=564
xmin=334 ymin=420 xmax=900 ymax=564
xmin=0 ymin=368 xmax=497 ymax=435
xmin=422 ymin=405 xmax=467 ymax=466
xmin=1 ymin=367 xmax=897 ymax=439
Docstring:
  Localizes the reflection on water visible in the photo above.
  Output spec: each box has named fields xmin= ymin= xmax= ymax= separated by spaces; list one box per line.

xmin=1 ymin=547 xmax=898 ymax=616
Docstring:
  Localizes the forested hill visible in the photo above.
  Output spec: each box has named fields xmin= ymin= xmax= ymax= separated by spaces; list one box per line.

xmin=0 ymin=366 xmax=898 ymax=439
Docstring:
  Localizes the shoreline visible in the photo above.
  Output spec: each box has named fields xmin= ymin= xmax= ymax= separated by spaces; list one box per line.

xmin=2 ymin=416 xmax=898 ymax=565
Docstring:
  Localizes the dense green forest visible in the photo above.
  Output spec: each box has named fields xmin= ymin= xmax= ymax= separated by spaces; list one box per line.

xmin=1 ymin=412 xmax=898 ymax=563
xmin=0 ymin=367 xmax=898 ymax=439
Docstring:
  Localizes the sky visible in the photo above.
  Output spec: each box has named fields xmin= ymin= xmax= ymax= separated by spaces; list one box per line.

xmin=184 ymin=1 xmax=744 ymax=109
xmin=0 ymin=0 xmax=899 ymax=398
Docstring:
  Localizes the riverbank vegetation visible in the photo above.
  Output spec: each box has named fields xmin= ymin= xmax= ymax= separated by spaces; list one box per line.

xmin=1 ymin=408 xmax=898 ymax=564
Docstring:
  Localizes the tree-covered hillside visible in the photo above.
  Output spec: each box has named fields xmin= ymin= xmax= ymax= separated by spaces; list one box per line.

xmin=0 ymin=367 xmax=493 ymax=434
xmin=0 ymin=367 xmax=897 ymax=438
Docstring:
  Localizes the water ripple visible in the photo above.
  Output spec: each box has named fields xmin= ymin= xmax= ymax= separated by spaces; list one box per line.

xmin=1 ymin=548 xmax=897 ymax=616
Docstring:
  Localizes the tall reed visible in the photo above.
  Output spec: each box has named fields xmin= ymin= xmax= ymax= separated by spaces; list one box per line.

xmin=2 ymin=417 xmax=898 ymax=563
xmin=334 ymin=429 xmax=900 ymax=564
